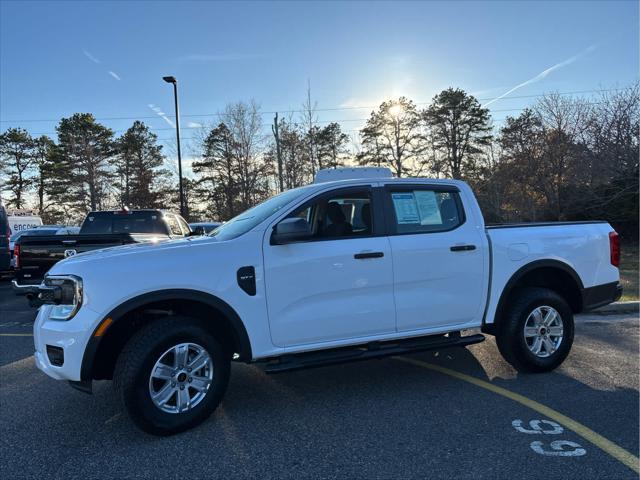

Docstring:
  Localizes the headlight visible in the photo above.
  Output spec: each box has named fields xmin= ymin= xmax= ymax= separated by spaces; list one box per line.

xmin=40 ymin=275 xmax=83 ymax=321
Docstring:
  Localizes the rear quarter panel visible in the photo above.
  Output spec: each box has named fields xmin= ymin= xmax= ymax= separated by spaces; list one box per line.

xmin=485 ymin=222 xmax=619 ymax=325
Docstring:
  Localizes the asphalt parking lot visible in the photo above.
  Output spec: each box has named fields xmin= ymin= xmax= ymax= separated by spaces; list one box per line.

xmin=1 ymin=280 xmax=638 ymax=479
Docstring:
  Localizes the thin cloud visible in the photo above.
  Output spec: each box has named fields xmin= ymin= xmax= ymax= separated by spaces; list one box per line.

xmin=178 ymin=53 xmax=262 ymax=62
xmin=483 ymin=45 xmax=597 ymax=107
xmin=148 ymin=104 xmax=175 ymax=128
xmin=82 ymin=49 xmax=101 ymax=64
xmin=340 ymin=97 xmax=385 ymax=109
xmin=83 ymin=49 xmax=123 ymax=82
xmin=187 ymin=122 xmax=203 ymax=128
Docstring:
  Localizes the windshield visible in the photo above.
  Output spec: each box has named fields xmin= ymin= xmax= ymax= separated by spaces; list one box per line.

xmin=210 ymin=186 xmax=314 ymax=241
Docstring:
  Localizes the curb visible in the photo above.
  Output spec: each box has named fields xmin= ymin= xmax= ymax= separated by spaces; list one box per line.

xmin=593 ymin=301 xmax=639 ymax=315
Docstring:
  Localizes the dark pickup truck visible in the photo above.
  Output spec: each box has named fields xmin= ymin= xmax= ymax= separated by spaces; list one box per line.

xmin=12 ymin=209 xmax=190 ymax=289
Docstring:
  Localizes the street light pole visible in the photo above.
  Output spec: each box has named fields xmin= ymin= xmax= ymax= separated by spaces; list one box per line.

xmin=162 ymin=76 xmax=185 ymax=218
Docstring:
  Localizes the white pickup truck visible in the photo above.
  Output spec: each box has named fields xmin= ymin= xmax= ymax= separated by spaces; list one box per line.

xmin=31 ymin=168 xmax=622 ymax=435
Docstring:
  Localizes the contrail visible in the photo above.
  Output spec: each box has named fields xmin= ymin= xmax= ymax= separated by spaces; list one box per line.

xmin=108 ymin=71 xmax=121 ymax=81
xmin=82 ymin=49 xmax=101 ymax=64
xmin=148 ymin=104 xmax=175 ymax=128
xmin=483 ymin=45 xmax=597 ymax=107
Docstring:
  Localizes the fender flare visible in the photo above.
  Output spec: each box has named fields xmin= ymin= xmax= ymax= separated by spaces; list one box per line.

xmin=81 ymin=289 xmax=252 ymax=381
xmin=487 ymin=259 xmax=584 ymax=332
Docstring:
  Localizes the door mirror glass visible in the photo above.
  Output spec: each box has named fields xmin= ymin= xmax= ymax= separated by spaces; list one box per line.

xmin=272 ymin=218 xmax=312 ymax=244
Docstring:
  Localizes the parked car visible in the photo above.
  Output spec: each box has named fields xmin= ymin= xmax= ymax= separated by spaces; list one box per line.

xmin=189 ymin=222 xmax=221 ymax=235
xmin=0 ymin=205 xmax=10 ymax=272
xmin=29 ymin=168 xmax=622 ymax=435
xmin=12 ymin=209 xmax=190 ymax=288
xmin=9 ymin=226 xmax=64 ymax=268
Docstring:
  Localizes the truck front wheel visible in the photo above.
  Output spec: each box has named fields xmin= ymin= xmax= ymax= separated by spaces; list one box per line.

xmin=496 ymin=287 xmax=574 ymax=373
xmin=113 ymin=316 xmax=230 ymax=435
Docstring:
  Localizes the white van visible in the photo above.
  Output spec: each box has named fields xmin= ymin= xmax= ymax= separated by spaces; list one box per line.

xmin=7 ymin=210 xmax=43 ymax=235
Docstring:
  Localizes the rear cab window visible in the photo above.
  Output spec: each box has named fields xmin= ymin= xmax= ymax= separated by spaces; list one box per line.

xmin=385 ymin=186 xmax=464 ymax=234
xmin=80 ymin=211 xmax=169 ymax=235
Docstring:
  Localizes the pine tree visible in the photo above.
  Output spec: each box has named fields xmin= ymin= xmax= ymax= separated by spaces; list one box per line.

xmin=56 ymin=113 xmax=115 ymax=212
xmin=114 ymin=121 xmax=169 ymax=208
xmin=0 ymin=128 xmax=35 ymax=208
xmin=423 ymin=88 xmax=492 ymax=179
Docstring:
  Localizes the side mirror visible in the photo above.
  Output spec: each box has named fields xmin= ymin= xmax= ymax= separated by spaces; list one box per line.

xmin=271 ymin=217 xmax=312 ymax=245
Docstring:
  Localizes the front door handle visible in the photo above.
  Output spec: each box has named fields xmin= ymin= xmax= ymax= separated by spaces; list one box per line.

xmin=450 ymin=245 xmax=476 ymax=252
xmin=354 ymin=252 xmax=384 ymax=259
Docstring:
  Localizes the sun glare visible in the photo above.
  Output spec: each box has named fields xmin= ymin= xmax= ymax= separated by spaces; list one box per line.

xmin=388 ymin=103 xmax=404 ymax=117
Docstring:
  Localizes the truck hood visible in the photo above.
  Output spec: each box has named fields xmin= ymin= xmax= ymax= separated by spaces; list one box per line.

xmin=49 ymin=235 xmax=215 ymax=271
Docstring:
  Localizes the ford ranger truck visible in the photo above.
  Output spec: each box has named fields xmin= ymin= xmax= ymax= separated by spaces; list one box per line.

xmin=30 ymin=168 xmax=622 ymax=435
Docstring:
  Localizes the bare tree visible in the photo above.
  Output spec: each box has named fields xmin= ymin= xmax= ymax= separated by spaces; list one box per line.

xmin=533 ymin=93 xmax=592 ymax=219
xmin=301 ymin=81 xmax=319 ymax=173
xmin=272 ymin=113 xmax=284 ymax=192
xmin=221 ymin=100 xmax=272 ymax=211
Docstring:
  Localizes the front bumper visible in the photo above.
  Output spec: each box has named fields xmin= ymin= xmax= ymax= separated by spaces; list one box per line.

xmin=33 ymin=304 xmax=100 ymax=382
xmin=11 ymin=279 xmax=40 ymax=296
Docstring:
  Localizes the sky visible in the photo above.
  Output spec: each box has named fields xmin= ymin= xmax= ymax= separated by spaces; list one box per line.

xmin=0 ymin=0 xmax=638 ymax=170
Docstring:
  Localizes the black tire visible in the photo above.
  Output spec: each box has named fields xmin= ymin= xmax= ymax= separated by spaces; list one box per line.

xmin=495 ymin=287 xmax=574 ymax=373
xmin=113 ymin=316 xmax=230 ymax=436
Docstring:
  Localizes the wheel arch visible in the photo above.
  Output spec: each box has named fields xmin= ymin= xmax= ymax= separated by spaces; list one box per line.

xmin=484 ymin=259 xmax=584 ymax=334
xmin=81 ymin=289 xmax=252 ymax=381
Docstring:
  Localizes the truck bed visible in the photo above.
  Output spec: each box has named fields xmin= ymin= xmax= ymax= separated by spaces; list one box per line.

xmin=483 ymin=220 xmax=619 ymax=327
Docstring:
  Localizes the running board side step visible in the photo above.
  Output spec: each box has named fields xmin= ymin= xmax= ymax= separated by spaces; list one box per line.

xmin=263 ymin=333 xmax=485 ymax=374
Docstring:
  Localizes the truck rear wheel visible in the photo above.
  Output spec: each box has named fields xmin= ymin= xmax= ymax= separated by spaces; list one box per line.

xmin=113 ymin=316 xmax=230 ymax=436
xmin=496 ymin=287 xmax=574 ymax=373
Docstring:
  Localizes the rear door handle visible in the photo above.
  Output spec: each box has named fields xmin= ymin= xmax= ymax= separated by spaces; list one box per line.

xmin=450 ymin=245 xmax=476 ymax=252
xmin=354 ymin=252 xmax=384 ymax=259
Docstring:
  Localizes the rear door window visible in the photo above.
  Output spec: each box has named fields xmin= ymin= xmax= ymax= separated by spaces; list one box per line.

xmin=387 ymin=188 xmax=463 ymax=234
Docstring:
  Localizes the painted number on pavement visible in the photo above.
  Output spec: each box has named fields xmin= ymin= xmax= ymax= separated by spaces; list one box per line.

xmin=530 ymin=440 xmax=587 ymax=457
xmin=512 ymin=419 xmax=587 ymax=457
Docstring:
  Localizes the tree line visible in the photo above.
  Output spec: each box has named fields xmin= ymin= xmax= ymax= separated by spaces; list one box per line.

xmin=0 ymin=115 xmax=174 ymax=223
xmin=1 ymin=85 xmax=638 ymax=236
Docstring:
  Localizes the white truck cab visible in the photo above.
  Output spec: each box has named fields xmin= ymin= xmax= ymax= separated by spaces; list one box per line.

xmin=31 ymin=168 xmax=622 ymax=435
